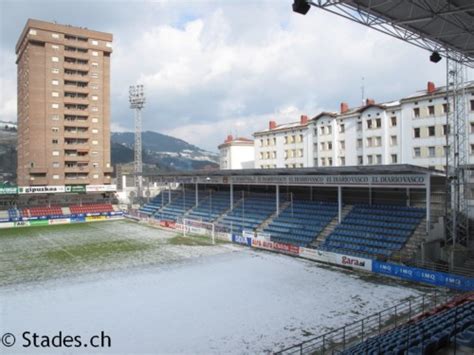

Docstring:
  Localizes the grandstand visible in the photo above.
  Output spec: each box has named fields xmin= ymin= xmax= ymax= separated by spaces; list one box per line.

xmin=340 ymin=293 xmax=474 ymax=355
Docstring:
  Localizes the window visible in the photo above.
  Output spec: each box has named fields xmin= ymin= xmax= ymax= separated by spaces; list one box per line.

xmin=374 ymin=137 xmax=381 ymax=147
xmin=444 ymin=146 xmax=449 ymax=157
xmin=391 ymin=154 xmax=398 ymax=163
xmin=314 ymin=128 xmax=318 ymax=136
xmin=106 ymin=42 xmax=112 ymax=48
xmin=273 ymin=137 xmax=276 ymax=145
xmin=298 ymin=149 xmax=303 ymax=158
xmin=340 ymin=157 xmax=345 ymax=166
xmin=367 ymin=120 xmax=373 ymax=129
xmin=428 ymin=146 xmax=435 ymax=157
xmin=51 ymin=114 xmax=59 ymax=121
xmin=260 ymin=139 xmax=264 ymax=147
xmin=357 ymin=156 xmax=363 ymax=165
xmin=327 ymin=126 xmax=332 ymax=134
xmin=443 ymin=124 xmax=449 ymax=135
xmin=390 ymin=135 xmax=397 ymax=146
xmin=471 ymin=100 xmax=474 ymax=111
xmin=29 ymin=29 xmax=37 ymax=35
xmin=91 ymin=73 xmax=99 ymax=78
xmin=91 ymin=40 xmax=99 ymax=46
xmin=320 ymin=142 xmax=325 ymax=151
xmin=52 ymin=162 xmax=60 ymax=168
xmin=339 ymin=124 xmax=345 ymax=133
xmin=51 ymin=92 xmax=59 ymax=97
xmin=51 ymin=68 xmax=60 ymax=74
xmin=52 ymin=139 xmax=58 ymax=144
xmin=299 ymin=134 xmax=303 ymax=143
xmin=52 ymin=175 xmax=60 ymax=180
xmin=51 ymin=103 xmax=59 ymax=109
xmin=92 ymin=140 xmax=99 ymax=145
xmin=327 ymin=142 xmax=332 ymax=150
xmin=367 ymin=155 xmax=373 ymax=164
xmin=375 ymin=118 xmax=381 ymax=128
xmin=442 ymin=103 xmax=449 ymax=114
xmin=92 ymin=62 xmax=99 ymax=68
xmin=260 ymin=152 xmax=264 ymax=160
xmin=414 ymin=127 xmax=420 ymax=138
xmin=91 ymin=118 xmax=99 ymax=123
xmin=51 ymin=44 xmax=59 ymax=50
xmin=339 ymin=141 xmax=345 ymax=150
xmin=414 ymin=147 xmax=421 ymax=157
xmin=52 ymin=151 xmax=60 ymax=157
xmin=366 ymin=137 xmax=372 ymax=147
xmin=93 ymin=174 xmax=99 ymax=179
xmin=92 ymin=95 xmax=98 ymax=101
xmin=91 ymin=84 xmax=99 ymax=90
xmin=428 ymin=126 xmax=435 ymax=136
xmin=471 ymin=144 xmax=474 ymax=155
xmin=51 ymin=33 xmax=60 ymax=39
xmin=91 ymin=51 xmax=99 ymax=57
xmin=328 ymin=158 xmax=332 ymax=166
xmin=471 ymin=122 xmax=474 ymax=134
xmin=51 ymin=56 xmax=59 ymax=62
xmin=413 ymin=107 xmax=420 ymax=118
xmin=92 ymin=128 xmax=99 ymax=134
xmin=390 ymin=116 xmax=397 ymax=127
xmin=357 ymin=121 xmax=362 ymax=131
xmin=357 ymin=139 xmax=363 ymax=148
xmin=428 ymin=105 xmax=435 ymax=116
xmin=376 ymin=155 xmax=382 ymax=164
xmin=91 ymin=107 xmax=99 ymax=112
xmin=266 ymin=138 xmax=270 ymax=146
xmin=91 ymin=151 xmax=98 ymax=156
xmin=51 ymin=79 xmax=59 ymax=86
xmin=51 ymin=127 xmax=59 ymax=133
xmin=320 ymin=127 xmax=325 ymax=135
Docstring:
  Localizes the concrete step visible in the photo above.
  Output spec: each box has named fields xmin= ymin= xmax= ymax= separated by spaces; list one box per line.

xmin=257 ymin=200 xmax=291 ymax=232
xmin=311 ymin=204 xmax=353 ymax=248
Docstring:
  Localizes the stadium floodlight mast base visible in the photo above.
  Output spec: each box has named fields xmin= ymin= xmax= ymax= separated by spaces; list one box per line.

xmin=129 ymin=84 xmax=145 ymax=201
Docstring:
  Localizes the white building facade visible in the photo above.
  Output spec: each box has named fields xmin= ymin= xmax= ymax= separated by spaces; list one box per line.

xmin=218 ymin=135 xmax=254 ymax=170
xmin=253 ymin=81 xmax=474 ymax=173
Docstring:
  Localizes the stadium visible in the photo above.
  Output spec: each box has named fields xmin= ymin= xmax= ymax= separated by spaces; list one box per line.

xmin=1 ymin=1 xmax=474 ymax=354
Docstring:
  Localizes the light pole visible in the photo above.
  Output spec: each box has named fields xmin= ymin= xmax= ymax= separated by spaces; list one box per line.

xmin=129 ymin=84 xmax=145 ymax=202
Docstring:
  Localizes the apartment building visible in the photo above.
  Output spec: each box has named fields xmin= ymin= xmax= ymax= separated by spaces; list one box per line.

xmin=16 ymin=19 xmax=113 ymax=186
xmin=218 ymin=135 xmax=254 ymax=169
xmin=253 ymin=81 xmax=474 ymax=172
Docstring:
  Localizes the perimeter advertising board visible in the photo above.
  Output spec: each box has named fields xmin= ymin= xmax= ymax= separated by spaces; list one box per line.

xmin=18 ymin=186 xmax=65 ymax=194
xmin=299 ymin=248 xmax=372 ymax=271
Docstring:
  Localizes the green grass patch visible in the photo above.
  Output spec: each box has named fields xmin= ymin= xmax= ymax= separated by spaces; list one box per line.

xmin=42 ymin=239 xmax=150 ymax=264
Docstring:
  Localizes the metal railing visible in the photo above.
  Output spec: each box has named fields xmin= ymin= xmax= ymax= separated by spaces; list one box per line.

xmin=275 ymin=290 xmax=450 ymax=355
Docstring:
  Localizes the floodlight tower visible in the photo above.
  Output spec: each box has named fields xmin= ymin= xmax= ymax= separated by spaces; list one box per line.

xmin=129 ymin=84 xmax=146 ymax=198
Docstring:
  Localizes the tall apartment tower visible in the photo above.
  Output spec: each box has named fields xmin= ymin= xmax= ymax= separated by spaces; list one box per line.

xmin=15 ymin=19 xmax=113 ymax=186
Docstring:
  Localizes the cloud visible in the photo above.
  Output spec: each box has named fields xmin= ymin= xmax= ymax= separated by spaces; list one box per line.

xmin=0 ymin=0 xmax=458 ymax=152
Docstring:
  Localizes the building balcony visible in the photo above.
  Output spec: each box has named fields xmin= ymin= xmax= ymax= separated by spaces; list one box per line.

xmin=64 ymin=51 xmax=89 ymax=60
xmin=64 ymin=108 xmax=89 ymax=116
xmin=65 ymin=38 xmax=89 ymax=49
xmin=64 ymin=96 xmax=89 ymax=105
xmin=64 ymin=120 xmax=89 ymax=128
xmin=28 ymin=167 xmax=47 ymax=174
xmin=64 ymin=155 xmax=90 ymax=163
xmin=29 ymin=177 xmax=48 ymax=186
xmin=65 ymin=178 xmax=90 ymax=185
xmin=104 ymin=166 xmax=114 ymax=173
xmin=64 ymin=84 xmax=89 ymax=94
xmin=64 ymin=131 xmax=89 ymax=139
xmin=63 ymin=143 xmax=89 ymax=150
xmin=64 ymin=62 xmax=89 ymax=71
xmin=64 ymin=74 xmax=89 ymax=82
xmin=64 ymin=166 xmax=90 ymax=173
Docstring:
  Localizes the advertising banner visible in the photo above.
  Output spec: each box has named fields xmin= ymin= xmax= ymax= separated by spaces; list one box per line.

xmin=48 ymin=218 xmax=70 ymax=225
xmin=298 ymin=248 xmax=372 ymax=271
xmin=242 ymin=230 xmax=255 ymax=239
xmin=65 ymin=185 xmax=86 ymax=193
xmin=372 ymin=261 xmax=474 ymax=291
xmin=0 ymin=222 xmax=14 ymax=229
xmin=0 ymin=186 xmax=17 ymax=195
xmin=85 ymin=185 xmax=117 ymax=192
xmin=29 ymin=220 xmax=48 ymax=226
xmin=85 ymin=216 xmax=107 ymax=222
xmin=18 ymin=186 xmax=65 ymax=194
xmin=272 ymin=242 xmax=300 ymax=256
xmin=256 ymin=232 xmax=271 ymax=240
xmin=251 ymin=238 xmax=274 ymax=251
xmin=232 ymin=234 xmax=252 ymax=246
xmin=15 ymin=221 xmax=31 ymax=227
xmin=71 ymin=216 xmax=86 ymax=223
xmin=216 ymin=232 xmax=232 ymax=242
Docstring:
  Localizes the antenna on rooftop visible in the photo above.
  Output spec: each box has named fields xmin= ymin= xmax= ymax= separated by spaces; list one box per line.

xmin=361 ymin=76 xmax=365 ymax=105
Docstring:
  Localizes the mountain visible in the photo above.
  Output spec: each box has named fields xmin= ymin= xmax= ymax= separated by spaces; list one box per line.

xmin=111 ymin=131 xmax=219 ymax=171
xmin=0 ymin=129 xmax=219 ymax=181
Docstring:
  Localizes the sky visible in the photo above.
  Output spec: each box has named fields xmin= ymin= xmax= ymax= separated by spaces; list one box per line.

xmin=0 ymin=0 xmax=451 ymax=151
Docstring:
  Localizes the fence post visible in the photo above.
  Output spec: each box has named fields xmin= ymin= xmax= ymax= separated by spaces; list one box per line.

xmin=343 ymin=326 xmax=346 ymax=350
xmin=409 ymin=299 xmax=412 ymax=320
xmin=322 ymin=334 xmax=325 ymax=354
xmin=378 ymin=312 xmax=382 ymax=335
xmin=394 ymin=305 xmax=398 ymax=327
xmin=361 ymin=319 xmax=365 ymax=342
xmin=422 ymin=295 xmax=425 ymax=314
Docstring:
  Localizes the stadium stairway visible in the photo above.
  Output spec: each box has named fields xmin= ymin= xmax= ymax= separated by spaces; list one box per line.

xmin=392 ymin=218 xmax=428 ymax=261
xmin=256 ymin=200 xmax=291 ymax=232
xmin=311 ymin=204 xmax=353 ymax=249
xmin=61 ymin=207 xmax=71 ymax=215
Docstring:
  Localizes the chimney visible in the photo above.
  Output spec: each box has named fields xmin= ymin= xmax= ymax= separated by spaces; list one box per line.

xmin=300 ymin=115 xmax=308 ymax=125
xmin=365 ymin=98 xmax=375 ymax=106
xmin=269 ymin=120 xmax=277 ymax=130
xmin=225 ymin=134 xmax=233 ymax=143
xmin=340 ymin=102 xmax=349 ymax=114
xmin=427 ymin=81 xmax=436 ymax=94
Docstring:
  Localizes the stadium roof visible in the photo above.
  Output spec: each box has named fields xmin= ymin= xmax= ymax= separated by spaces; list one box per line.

xmin=308 ymin=0 xmax=474 ymax=66
xmin=145 ymin=164 xmax=443 ymax=178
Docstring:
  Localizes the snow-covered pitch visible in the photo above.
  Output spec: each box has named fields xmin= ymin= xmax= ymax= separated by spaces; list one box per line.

xmin=0 ymin=221 xmax=429 ymax=353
